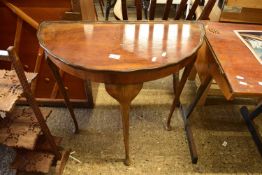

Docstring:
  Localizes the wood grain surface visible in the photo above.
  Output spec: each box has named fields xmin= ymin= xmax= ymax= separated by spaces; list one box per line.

xmin=38 ymin=21 xmax=204 ymax=72
xmin=205 ymin=22 xmax=262 ymax=97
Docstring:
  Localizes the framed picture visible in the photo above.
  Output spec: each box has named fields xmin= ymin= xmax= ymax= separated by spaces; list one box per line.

xmin=234 ymin=30 xmax=262 ymax=64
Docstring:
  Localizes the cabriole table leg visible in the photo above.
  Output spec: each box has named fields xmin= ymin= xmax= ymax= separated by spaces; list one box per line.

xmin=105 ymin=83 xmax=143 ymax=165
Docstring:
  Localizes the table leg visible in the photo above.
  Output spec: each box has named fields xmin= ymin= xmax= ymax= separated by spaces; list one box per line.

xmin=166 ymin=61 xmax=195 ymax=130
xmin=84 ymin=80 xmax=94 ymax=108
xmin=46 ymin=58 xmax=79 ymax=134
xmin=105 ymin=83 xmax=143 ymax=165
xmin=172 ymin=72 xmax=180 ymax=98
xmin=240 ymin=103 xmax=262 ymax=156
xmin=182 ymin=75 xmax=212 ymax=163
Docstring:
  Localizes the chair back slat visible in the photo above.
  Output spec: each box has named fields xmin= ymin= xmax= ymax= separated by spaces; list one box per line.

xmin=186 ymin=0 xmax=200 ymax=20
xmin=162 ymin=0 xmax=173 ymax=20
xmin=122 ymin=0 xmax=128 ymax=20
xmin=149 ymin=0 xmax=157 ymax=20
xmin=174 ymin=0 xmax=188 ymax=20
xmin=198 ymin=0 xmax=216 ymax=20
xmin=135 ymin=0 xmax=143 ymax=20
xmin=114 ymin=0 xmax=215 ymax=21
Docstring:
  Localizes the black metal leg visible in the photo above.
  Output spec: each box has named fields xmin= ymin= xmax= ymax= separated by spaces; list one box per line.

xmin=46 ymin=58 xmax=79 ymax=134
xmin=181 ymin=75 xmax=212 ymax=164
xmin=249 ymin=102 xmax=262 ymax=120
xmin=240 ymin=104 xmax=262 ymax=156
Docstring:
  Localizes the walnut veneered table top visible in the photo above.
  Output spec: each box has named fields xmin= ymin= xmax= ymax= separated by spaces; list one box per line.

xmin=37 ymin=21 xmax=205 ymax=165
xmin=37 ymin=21 xmax=204 ymax=73
xmin=205 ymin=22 xmax=262 ymax=96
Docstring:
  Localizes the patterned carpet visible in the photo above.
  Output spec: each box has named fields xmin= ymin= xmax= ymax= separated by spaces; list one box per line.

xmin=1 ymin=75 xmax=261 ymax=175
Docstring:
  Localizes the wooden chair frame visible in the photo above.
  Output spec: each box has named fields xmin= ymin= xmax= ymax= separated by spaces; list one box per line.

xmin=1 ymin=0 xmax=85 ymax=132
xmin=1 ymin=47 xmax=70 ymax=174
xmin=116 ymin=0 xmax=216 ymax=20
xmin=1 ymin=0 xmax=94 ymax=108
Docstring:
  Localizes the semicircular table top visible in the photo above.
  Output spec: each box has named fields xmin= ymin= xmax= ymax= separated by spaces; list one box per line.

xmin=37 ymin=21 xmax=205 ymax=73
xmin=37 ymin=21 xmax=205 ymax=165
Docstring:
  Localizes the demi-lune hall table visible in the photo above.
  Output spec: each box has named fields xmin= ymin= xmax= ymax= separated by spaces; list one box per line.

xmin=37 ymin=21 xmax=205 ymax=165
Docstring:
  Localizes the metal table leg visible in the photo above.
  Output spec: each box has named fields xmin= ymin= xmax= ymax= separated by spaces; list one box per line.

xmin=240 ymin=103 xmax=262 ymax=156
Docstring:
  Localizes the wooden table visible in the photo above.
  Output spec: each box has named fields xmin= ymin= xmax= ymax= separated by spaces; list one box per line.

xmin=171 ymin=21 xmax=262 ymax=163
xmin=37 ymin=21 xmax=205 ymax=165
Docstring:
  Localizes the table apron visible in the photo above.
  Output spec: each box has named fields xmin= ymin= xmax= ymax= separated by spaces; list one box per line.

xmin=48 ymin=54 xmax=195 ymax=85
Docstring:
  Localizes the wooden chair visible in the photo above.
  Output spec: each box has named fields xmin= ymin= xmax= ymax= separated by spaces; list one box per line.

xmin=0 ymin=47 xmax=70 ymax=174
xmin=2 ymin=0 xmax=80 ymax=133
xmin=98 ymin=0 xmax=105 ymax=17
xmin=105 ymin=0 xmax=117 ymax=20
xmin=113 ymin=0 xmax=216 ymax=20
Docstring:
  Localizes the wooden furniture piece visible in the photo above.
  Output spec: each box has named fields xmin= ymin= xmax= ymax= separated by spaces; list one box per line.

xmin=105 ymin=0 xmax=116 ymax=20
xmin=172 ymin=0 xmax=216 ymax=20
xmin=112 ymin=0 xmax=216 ymax=97
xmin=0 ymin=47 xmax=70 ymax=174
xmin=190 ymin=0 xmax=262 ymax=105
xmin=0 ymin=0 xmax=95 ymax=107
xmin=37 ymin=21 xmax=205 ymax=165
xmin=112 ymin=0 xmax=190 ymax=20
xmin=167 ymin=21 xmax=262 ymax=163
xmin=219 ymin=0 xmax=262 ymax=24
xmin=112 ymin=0 xmax=216 ymax=20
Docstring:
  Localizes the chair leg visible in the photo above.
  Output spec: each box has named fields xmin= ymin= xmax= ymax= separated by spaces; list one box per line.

xmin=142 ymin=0 xmax=149 ymax=19
xmin=105 ymin=0 xmax=112 ymax=20
xmin=99 ymin=0 xmax=105 ymax=16
xmin=166 ymin=59 xmax=195 ymax=130
xmin=46 ymin=58 xmax=79 ymax=134
xmin=173 ymin=72 xmax=179 ymax=96
xmin=188 ymin=66 xmax=197 ymax=81
xmin=100 ymin=0 xmax=104 ymax=6
xmin=84 ymin=80 xmax=94 ymax=108
xmin=105 ymin=0 xmax=117 ymax=20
